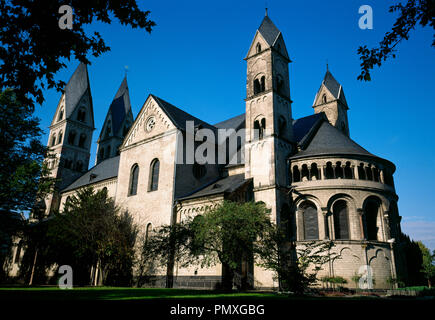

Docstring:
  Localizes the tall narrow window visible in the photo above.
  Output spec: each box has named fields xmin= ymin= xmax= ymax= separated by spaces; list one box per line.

xmin=57 ymin=131 xmax=63 ymax=144
xmin=149 ymin=159 xmax=160 ymax=191
xmin=301 ymin=201 xmax=319 ymax=240
xmin=301 ymin=164 xmax=309 ymax=181
xmin=68 ymin=131 xmax=76 ymax=145
xmin=310 ymin=163 xmax=319 ymax=180
xmin=51 ymin=134 xmax=57 ymax=146
xmin=77 ymin=107 xmax=86 ymax=122
xmin=78 ymin=133 xmax=86 ymax=148
xmin=254 ymin=120 xmax=260 ymax=140
xmin=358 ymin=163 xmax=366 ymax=180
xmin=344 ymin=162 xmax=353 ymax=179
xmin=260 ymin=76 xmax=265 ymax=92
xmin=129 ymin=164 xmax=139 ymax=196
xmin=254 ymin=79 xmax=261 ymax=95
xmin=292 ymin=166 xmax=300 ymax=182
xmin=333 ymin=200 xmax=350 ymax=240
xmin=145 ymin=223 xmax=152 ymax=242
xmin=335 ymin=161 xmax=344 ymax=179
xmin=256 ymin=43 xmax=262 ymax=53
xmin=365 ymin=200 xmax=380 ymax=240
xmin=325 ymin=162 xmax=334 ymax=179
xmin=278 ymin=116 xmax=286 ymax=137
xmin=58 ymin=109 xmax=64 ymax=121
xmin=260 ymin=118 xmax=266 ymax=139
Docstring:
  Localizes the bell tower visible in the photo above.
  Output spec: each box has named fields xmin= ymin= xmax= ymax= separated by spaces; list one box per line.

xmin=244 ymin=14 xmax=294 ymax=193
xmin=43 ymin=63 xmax=95 ymax=215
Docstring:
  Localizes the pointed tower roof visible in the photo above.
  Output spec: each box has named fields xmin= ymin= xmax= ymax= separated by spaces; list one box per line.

xmin=99 ymin=76 xmax=132 ymax=140
xmin=258 ymin=15 xmax=281 ymax=46
xmin=64 ymin=63 xmax=91 ymax=118
xmin=314 ymin=70 xmax=348 ymax=107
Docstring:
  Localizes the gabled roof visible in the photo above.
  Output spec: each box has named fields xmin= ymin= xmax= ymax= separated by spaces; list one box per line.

xmin=291 ymin=120 xmax=373 ymax=159
xmin=258 ymin=16 xmax=281 ymax=46
xmin=178 ymin=174 xmax=250 ymax=201
xmin=61 ymin=156 xmax=120 ymax=192
xmin=99 ymin=77 xmax=132 ymax=140
xmin=292 ymin=113 xmax=325 ymax=145
xmin=214 ymin=113 xmax=245 ymax=131
xmin=314 ymin=70 xmax=348 ymax=106
xmin=151 ymin=95 xmax=216 ymax=132
xmin=64 ymin=63 xmax=91 ymax=119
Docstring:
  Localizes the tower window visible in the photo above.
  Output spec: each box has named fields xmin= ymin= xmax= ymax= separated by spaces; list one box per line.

xmin=67 ymin=130 xmax=76 ymax=145
xmin=128 ymin=164 xmax=139 ymax=196
xmin=344 ymin=162 xmax=353 ymax=179
xmin=57 ymin=131 xmax=63 ymax=144
xmin=58 ymin=109 xmax=64 ymax=121
xmin=75 ymin=160 xmax=83 ymax=172
xmin=292 ymin=165 xmax=300 ymax=183
xmin=322 ymin=94 xmax=327 ymax=104
xmin=358 ymin=163 xmax=366 ymax=180
xmin=256 ymin=43 xmax=261 ymax=53
xmin=77 ymin=107 xmax=86 ymax=122
xmin=260 ymin=76 xmax=265 ymax=92
xmin=78 ymin=133 xmax=86 ymax=148
xmin=50 ymin=134 xmax=57 ymax=146
xmin=149 ymin=159 xmax=160 ymax=191
xmin=310 ymin=163 xmax=319 ymax=180
xmin=253 ymin=76 xmax=266 ymax=95
xmin=260 ymin=118 xmax=266 ymax=139
xmin=325 ymin=162 xmax=334 ymax=179
xmin=276 ymin=75 xmax=284 ymax=94
xmin=99 ymin=147 xmax=105 ymax=161
xmin=278 ymin=116 xmax=286 ymax=137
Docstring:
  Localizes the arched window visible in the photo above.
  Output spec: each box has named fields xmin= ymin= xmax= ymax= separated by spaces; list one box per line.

xmin=260 ymin=118 xmax=266 ymax=139
xmin=301 ymin=201 xmax=319 ymax=240
xmin=365 ymin=165 xmax=373 ymax=181
xmin=276 ymin=75 xmax=284 ymax=94
xmin=128 ymin=164 xmax=139 ymax=196
xmin=253 ymin=79 xmax=261 ymax=95
xmin=260 ymin=76 xmax=265 ymax=92
xmin=335 ymin=161 xmax=343 ymax=179
xmin=77 ymin=107 xmax=86 ymax=122
xmin=57 ymin=131 xmax=63 ymax=144
xmin=145 ymin=223 xmax=153 ymax=242
xmin=333 ymin=200 xmax=350 ymax=240
xmin=253 ymin=120 xmax=260 ymax=140
xmin=292 ymin=165 xmax=300 ymax=182
xmin=358 ymin=163 xmax=366 ymax=180
xmin=365 ymin=200 xmax=380 ymax=240
xmin=322 ymin=94 xmax=327 ymax=104
xmin=344 ymin=162 xmax=353 ymax=179
xmin=75 ymin=160 xmax=83 ymax=172
xmin=301 ymin=164 xmax=309 ymax=181
xmin=278 ymin=116 xmax=286 ymax=137
xmin=58 ymin=109 xmax=64 ymax=121
xmin=78 ymin=133 xmax=86 ymax=148
xmin=50 ymin=134 xmax=57 ymax=146
xmin=101 ymin=187 xmax=108 ymax=195
xmin=149 ymin=159 xmax=160 ymax=191
xmin=256 ymin=43 xmax=261 ymax=53
xmin=14 ymin=241 xmax=23 ymax=264
xmin=310 ymin=163 xmax=319 ymax=180
xmin=67 ymin=130 xmax=76 ymax=145
xmin=325 ymin=162 xmax=334 ymax=179
xmin=193 ymin=162 xmax=206 ymax=180
xmin=373 ymin=167 xmax=380 ymax=182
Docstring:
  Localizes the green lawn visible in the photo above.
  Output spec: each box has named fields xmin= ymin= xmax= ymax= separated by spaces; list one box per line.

xmin=0 ymin=287 xmax=289 ymax=301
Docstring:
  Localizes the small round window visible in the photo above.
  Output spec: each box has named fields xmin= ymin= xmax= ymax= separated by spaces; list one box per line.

xmin=146 ymin=116 xmax=156 ymax=132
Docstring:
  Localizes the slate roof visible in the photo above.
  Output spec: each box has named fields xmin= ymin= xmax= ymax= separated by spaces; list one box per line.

xmin=62 ymin=156 xmax=120 ymax=192
xmin=63 ymin=63 xmax=91 ymax=119
xmin=292 ymin=113 xmax=325 ymax=144
xmin=99 ymin=77 xmax=132 ymax=140
xmin=178 ymin=174 xmax=249 ymax=201
xmin=214 ymin=113 xmax=245 ymax=130
xmin=258 ymin=16 xmax=281 ymax=46
xmin=151 ymin=95 xmax=216 ymax=132
xmin=291 ymin=121 xmax=374 ymax=159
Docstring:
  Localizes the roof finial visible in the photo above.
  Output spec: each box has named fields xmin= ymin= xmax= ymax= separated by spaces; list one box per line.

xmin=265 ymin=7 xmax=268 ymax=16
xmin=326 ymin=60 xmax=329 ymax=72
xmin=124 ymin=65 xmax=129 ymax=78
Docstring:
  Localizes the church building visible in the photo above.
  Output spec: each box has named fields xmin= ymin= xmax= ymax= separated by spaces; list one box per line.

xmin=41 ymin=14 xmax=406 ymax=289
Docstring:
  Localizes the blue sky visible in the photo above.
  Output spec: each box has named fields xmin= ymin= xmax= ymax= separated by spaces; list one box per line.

xmin=34 ymin=0 xmax=435 ymax=249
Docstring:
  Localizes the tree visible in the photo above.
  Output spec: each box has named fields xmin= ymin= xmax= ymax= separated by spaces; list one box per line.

xmin=43 ymin=187 xmax=138 ymax=286
xmin=141 ymin=201 xmax=272 ymax=291
xmin=0 ymin=0 xmax=155 ymax=107
xmin=0 ymin=89 xmax=54 ymax=213
xmin=256 ymin=223 xmax=337 ymax=294
xmin=417 ymin=241 xmax=435 ymax=287
xmin=357 ymin=0 xmax=434 ymax=81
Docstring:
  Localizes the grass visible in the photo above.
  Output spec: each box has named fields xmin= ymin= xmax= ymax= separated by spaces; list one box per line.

xmin=0 ymin=286 xmax=289 ymax=301
xmin=0 ymin=286 xmax=394 ymax=301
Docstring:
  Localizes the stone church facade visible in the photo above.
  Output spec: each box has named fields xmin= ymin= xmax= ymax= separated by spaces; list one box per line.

xmin=41 ymin=15 xmax=406 ymax=289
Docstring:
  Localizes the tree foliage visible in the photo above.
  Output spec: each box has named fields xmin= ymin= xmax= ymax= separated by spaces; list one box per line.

xmin=140 ymin=201 xmax=272 ymax=290
xmin=255 ymin=223 xmax=337 ymax=294
xmin=417 ymin=241 xmax=435 ymax=287
xmin=0 ymin=89 xmax=54 ymax=213
xmin=0 ymin=0 xmax=156 ymax=107
xmin=358 ymin=0 xmax=434 ymax=81
xmin=43 ymin=187 xmax=138 ymax=286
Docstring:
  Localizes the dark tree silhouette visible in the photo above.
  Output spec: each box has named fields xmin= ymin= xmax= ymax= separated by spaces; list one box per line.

xmin=358 ymin=0 xmax=434 ymax=81
xmin=0 ymin=0 xmax=155 ymax=107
